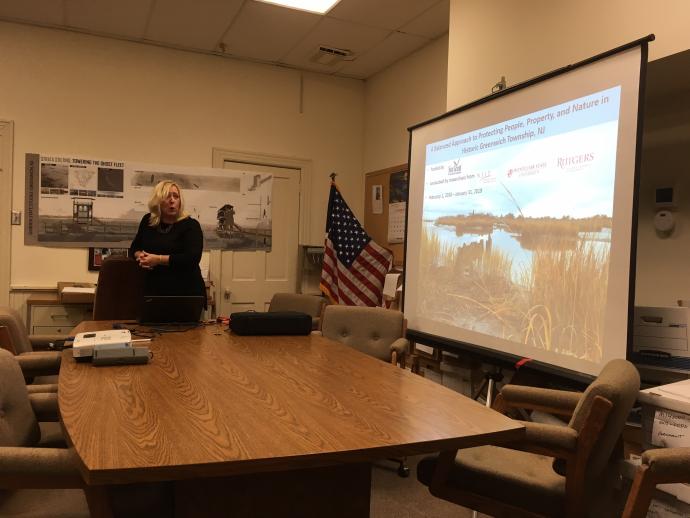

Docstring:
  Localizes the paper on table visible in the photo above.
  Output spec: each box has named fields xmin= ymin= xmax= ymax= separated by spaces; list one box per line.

xmin=651 ymin=408 xmax=690 ymax=448
xmin=62 ymin=286 xmax=96 ymax=294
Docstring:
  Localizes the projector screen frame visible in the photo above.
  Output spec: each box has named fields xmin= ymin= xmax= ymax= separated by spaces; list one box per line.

xmin=402 ymin=35 xmax=654 ymax=382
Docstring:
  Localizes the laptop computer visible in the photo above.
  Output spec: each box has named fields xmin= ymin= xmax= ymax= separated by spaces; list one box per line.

xmin=138 ymin=295 xmax=204 ymax=325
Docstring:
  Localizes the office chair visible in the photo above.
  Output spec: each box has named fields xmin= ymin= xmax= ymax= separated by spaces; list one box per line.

xmin=0 ymin=348 xmax=90 ymax=517
xmin=417 ymin=359 xmax=640 ymax=518
xmin=320 ymin=305 xmax=409 ymax=368
xmin=92 ymin=256 xmax=145 ymax=321
xmin=0 ymin=325 xmax=12 ymax=352
xmin=268 ymin=292 xmax=327 ymax=331
xmin=320 ymin=305 xmax=410 ymax=476
xmin=0 ymin=306 xmax=61 ymax=390
xmin=622 ymin=447 xmax=690 ymax=517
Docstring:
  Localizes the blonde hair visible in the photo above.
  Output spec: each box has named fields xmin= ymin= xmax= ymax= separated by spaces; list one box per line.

xmin=147 ymin=180 xmax=188 ymax=227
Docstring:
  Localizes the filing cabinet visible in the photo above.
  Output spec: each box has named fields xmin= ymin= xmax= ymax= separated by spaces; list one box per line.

xmin=27 ymin=293 xmax=92 ymax=336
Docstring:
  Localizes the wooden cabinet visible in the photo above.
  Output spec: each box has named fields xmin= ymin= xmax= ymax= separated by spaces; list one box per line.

xmin=27 ymin=294 xmax=92 ymax=336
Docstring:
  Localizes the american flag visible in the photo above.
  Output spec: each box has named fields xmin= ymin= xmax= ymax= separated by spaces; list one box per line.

xmin=320 ymin=182 xmax=393 ymax=306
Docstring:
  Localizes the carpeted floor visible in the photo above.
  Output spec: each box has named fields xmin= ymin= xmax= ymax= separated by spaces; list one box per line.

xmin=370 ymin=455 xmax=487 ymax=518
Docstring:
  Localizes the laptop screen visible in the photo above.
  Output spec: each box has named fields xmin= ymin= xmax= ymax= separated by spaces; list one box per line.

xmin=138 ymin=295 xmax=204 ymax=324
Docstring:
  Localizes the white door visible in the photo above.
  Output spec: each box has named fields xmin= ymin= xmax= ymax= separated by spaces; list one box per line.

xmin=219 ymin=161 xmax=300 ymax=313
xmin=0 ymin=122 xmax=13 ymax=306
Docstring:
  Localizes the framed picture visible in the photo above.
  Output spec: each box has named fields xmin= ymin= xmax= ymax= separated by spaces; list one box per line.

xmin=88 ymin=247 xmax=129 ymax=271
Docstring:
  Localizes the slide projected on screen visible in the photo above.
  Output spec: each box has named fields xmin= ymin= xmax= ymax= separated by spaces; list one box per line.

xmin=405 ymin=39 xmax=650 ymax=378
xmin=420 ymin=87 xmax=620 ymax=366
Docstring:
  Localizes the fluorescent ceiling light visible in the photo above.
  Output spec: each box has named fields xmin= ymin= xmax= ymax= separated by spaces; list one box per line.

xmin=254 ymin=0 xmax=342 ymax=15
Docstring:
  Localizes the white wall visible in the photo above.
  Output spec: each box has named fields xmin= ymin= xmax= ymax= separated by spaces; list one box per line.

xmin=0 ymin=22 xmax=365 ymax=288
xmin=447 ymin=0 xmax=690 ymax=305
xmin=636 ymin=91 xmax=690 ymax=306
xmin=448 ymin=0 xmax=690 ymax=110
xmin=363 ymin=35 xmax=448 ymax=174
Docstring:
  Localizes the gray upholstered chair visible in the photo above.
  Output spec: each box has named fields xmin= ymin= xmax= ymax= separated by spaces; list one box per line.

xmin=0 ymin=348 xmax=90 ymax=517
xmin=417 ymin=359 xmax=640 ymax=518
xmin=268 ymin=292 xmax=327 ymax=331
xmin=0 ymin=306 xmax=61 ymax=390
xmin=93 ymin=256 xmax=145 ymax=321
xmin=320 ymin=305 xmax=409 ymax=368
xmin=320 ymin=305 xmax=410 ymax=476
xmin=622 ymin=447 xmax=690 ymax=518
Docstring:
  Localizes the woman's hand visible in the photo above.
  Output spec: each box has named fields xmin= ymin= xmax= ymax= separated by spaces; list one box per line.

xmin=136 ymin=251 xmax=160 ymax=270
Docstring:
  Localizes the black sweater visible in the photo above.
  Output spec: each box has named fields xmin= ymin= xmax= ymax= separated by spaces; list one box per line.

xmin=129 ymin=214 xmax=206 ymax=306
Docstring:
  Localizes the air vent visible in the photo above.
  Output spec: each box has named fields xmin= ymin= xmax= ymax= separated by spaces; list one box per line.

xmin=310 ymin=45 xmax=353 ymax=66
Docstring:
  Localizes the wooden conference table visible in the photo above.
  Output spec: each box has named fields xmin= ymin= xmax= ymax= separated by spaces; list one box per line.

xmin=59 ymin=321 xmax=524 ymax=517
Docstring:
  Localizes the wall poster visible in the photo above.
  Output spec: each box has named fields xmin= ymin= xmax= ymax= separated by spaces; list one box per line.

xmin=25 ymin=153 xmax=273 ymax=251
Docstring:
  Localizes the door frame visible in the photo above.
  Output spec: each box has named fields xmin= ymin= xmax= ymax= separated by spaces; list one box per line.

xmin=0 ymin=121 xmax=14 ymax=306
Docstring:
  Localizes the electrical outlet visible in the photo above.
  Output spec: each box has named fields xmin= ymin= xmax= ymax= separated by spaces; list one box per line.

xmin=11 ymin=211 xmax=21 ymax=225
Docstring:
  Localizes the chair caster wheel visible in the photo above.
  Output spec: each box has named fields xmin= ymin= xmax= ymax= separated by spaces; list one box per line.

xmin=397 ymin=465 xmax=410 ymax=478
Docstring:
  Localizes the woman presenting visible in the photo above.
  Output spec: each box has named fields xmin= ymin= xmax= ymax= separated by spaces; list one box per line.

xmin=130 ymin=180 xmax=206 ymax=310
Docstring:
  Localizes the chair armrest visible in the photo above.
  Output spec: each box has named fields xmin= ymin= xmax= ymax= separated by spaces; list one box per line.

xmin=16 ymin=351 xmax=61 ymax=377
xmin=389 ymin=338 xmax=409 ymax=357
xmin=500 ymin=385 xmax=582 ymax=416
xmin=509 ymin=420 xmax=578 ymax=455
xmin=642 ymin=447 xmax=690 ymax=482
xmin=389 ymin=338 xmax=409 ymax=368
xmin=311 ymin=316 xmax=321 ymax=331
xmin=28 ymin=335 xmax=66 ymax=351
xmin=0 ymin=447 xmax=85 ymax=489
xmin=29 ymin=392 xmax=60 ymax=422
xmin=26 ymin=383 xmax=59 ymax=394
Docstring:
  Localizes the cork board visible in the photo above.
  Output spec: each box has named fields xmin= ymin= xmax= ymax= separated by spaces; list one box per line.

xmin=364 ymin=164 xmax=408 ymax=266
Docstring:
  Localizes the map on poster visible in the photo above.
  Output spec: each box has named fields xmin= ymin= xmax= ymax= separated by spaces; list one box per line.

xmin=24 ymin=153 xmax=273 ymax=251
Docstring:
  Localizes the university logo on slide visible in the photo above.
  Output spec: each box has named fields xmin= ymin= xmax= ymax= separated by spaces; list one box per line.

xmin=556 ymin=152 xmax=595 ymax=172
xmin=448 ymin=160 xmax=462 ymax=173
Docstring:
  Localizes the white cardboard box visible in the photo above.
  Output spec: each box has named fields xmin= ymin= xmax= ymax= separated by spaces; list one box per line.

xmin=637 ymin=379 xmax=690 ymax=505
xmin=639 ymin=379 xmax=690 ymax=448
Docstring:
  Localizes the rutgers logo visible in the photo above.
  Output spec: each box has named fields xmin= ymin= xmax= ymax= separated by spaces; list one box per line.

xmin=557 ymin=153 xmax=595 ymax=169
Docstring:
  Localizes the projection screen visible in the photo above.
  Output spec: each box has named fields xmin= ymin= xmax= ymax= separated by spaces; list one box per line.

xmin=405 ymin=38 xmax=652 ymax=378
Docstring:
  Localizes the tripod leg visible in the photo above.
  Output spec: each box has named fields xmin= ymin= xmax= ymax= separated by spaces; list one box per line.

xmin=472 ymin=378 xmax=488 ymax=401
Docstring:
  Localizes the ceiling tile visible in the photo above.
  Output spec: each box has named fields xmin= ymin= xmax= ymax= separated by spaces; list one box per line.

xmin=327 ymin=0 xmax=438 ymax=31
xmin=399 ymin=0 xmax=449 ymax=39
xmin=146 ymin=0 xmax=244 ymax=51
xmin=280 ymin=16 xmax=388 ymax=73
xmin=338 ymin=31 xmax=429 ymax=79
xmin=0 ymin=0 xmax=446 ymax=79
xmin=65 ymin=0 xmax=152 ymax=39
xmin=221 ymin=1 xmax=321 ymax=63
xmin=0 ymin=0 xmax=64 ymax=25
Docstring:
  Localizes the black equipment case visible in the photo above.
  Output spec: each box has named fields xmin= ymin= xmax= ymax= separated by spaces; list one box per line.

xmin=229 ymin=311 xmax=312 ymax=336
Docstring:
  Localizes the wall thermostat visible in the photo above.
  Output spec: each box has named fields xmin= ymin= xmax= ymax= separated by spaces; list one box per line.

xmin=655 ymin=186 xmax=676 ymax=209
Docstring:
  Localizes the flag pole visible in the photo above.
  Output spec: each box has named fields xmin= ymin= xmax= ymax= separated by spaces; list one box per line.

xmin=329 ymin=172 xmax=337 ymax=182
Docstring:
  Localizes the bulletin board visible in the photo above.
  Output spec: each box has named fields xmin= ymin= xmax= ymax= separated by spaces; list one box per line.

xmin=363 ymin=164 xmax=408 ymax=267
